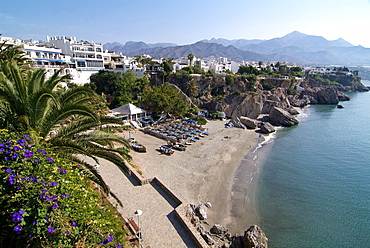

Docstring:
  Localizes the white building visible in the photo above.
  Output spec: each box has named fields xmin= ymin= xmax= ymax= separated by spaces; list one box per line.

xmin=46 ymin=36 xmax=105 ymax=85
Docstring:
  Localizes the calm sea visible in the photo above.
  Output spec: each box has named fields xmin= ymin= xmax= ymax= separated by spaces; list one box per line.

xmin=255 ymin=80 xmax=370 ymax=247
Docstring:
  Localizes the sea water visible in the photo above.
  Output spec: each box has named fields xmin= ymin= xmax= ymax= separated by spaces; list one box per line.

xmin=256 ymin=80 xmax=370 ymax=247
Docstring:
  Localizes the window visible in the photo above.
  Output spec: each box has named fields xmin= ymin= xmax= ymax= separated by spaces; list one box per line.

xmin=96 ymin=48 xmax=102 ymax=52
xmin=96 ymin=55 xmax=102 ymax=59
xmin=77 ymin=61 xmax=86 ymax=67
xmin=87 ymin=47 xmax=94 ymax=51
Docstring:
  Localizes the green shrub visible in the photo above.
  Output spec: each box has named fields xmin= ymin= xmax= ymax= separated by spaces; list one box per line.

xmin=261 ymin=83 xmax=276 ymax=90
xmin=0 ymin=130 xmax=125 ymax=247
xmin=287 ymin=87 xmax=299 ymax=95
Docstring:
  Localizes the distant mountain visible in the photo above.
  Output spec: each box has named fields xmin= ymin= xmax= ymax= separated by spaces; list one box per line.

xmin=104 ymin=32 xmax=370 ymax=65
xmin=109 ymin=41 xmax=269 ymax=62
xmin=103 ymin=42 xmax=124 ymax=51
xmin=103 ymin=41 xmax=177 ymax=54
xmin=201 ymin=38 xmax=265 ymax=49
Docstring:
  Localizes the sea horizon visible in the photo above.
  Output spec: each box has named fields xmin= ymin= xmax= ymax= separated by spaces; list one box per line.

xmin=253 ymin=80 xmax=370 ymax=247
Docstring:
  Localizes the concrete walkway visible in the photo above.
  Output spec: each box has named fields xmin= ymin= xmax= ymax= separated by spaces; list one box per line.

xmin=95 ymin=159 xmax=200 ymax=248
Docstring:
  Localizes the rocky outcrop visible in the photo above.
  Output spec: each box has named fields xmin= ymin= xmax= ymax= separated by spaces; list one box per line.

xmin=301 ymin=86 xmax=340 ymax=104
xmin=269 ymin=107 xmax=299 ymax=127
xmin=240 ymin=116 xmax=260 ymax=129
xmin=186 ymin=203 xmax=268 ymax=248
xmin=337 ymin=91 xmax=350 ymax=101
xmin=260 ymin=122 xmax=275 ymax=134
xmin=243 ymin=225 xmax=268 ymax=248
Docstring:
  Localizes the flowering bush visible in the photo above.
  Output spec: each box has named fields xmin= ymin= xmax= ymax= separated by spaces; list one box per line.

xmin=0 ymin=130 xmax=125 ymax=247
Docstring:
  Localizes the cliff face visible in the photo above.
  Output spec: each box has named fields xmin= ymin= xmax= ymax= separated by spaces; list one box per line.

xmin=151 ymin=74 xmax=357 ymax=123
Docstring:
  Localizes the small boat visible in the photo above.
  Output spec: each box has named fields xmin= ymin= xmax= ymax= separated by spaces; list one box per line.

xmin=131 ymin=143 xmax=147 ymax=152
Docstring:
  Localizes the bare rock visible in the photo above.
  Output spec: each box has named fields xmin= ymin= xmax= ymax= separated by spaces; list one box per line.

xmin=260 ymin=122 xmax=275 ymax=134
xmin=210 ymin=224 xmax=229 ymax=235
xmin=204 ymin=202 xmax=212 ymax=208
xmin=338 ymin=91 xmax=350 ymax=101
xmin=200 ymin=231 xmax=215 ymax=245
xmin=240 ymin=116 xmax=260 ymax=129
xmin=194 ymin=204 xmax=207 ymax=220
xmin=243 ymin=225 xmax=268 ymax=248
xmin=269 ymin=107 xmax=299 ymax=127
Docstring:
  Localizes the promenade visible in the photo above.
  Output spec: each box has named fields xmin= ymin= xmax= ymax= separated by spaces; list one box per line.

xmin=95 ymin=158 xmax=201 ymax=248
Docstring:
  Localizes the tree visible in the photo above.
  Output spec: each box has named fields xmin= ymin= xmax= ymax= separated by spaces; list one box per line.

xmin=186 ymin=79 xmax=198 ymax=97
xmin=188 ymin=53 xmax=194 ymax=66
xmin=161 ymin=58 xmax=174 ymax=74
xmin=0 ymin=59 xmax=131 ymax=199
xmin=90 ymin=70 xmax=149 ymax=107
xmin=141 ymin=83 xmax=188 ymax=116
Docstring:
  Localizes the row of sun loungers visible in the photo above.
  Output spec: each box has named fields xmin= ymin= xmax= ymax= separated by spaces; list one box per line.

xmin=144 ymin=120 xmax=210 ymax=143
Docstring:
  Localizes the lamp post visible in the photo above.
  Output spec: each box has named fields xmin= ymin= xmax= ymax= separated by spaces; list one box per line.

xmin=134 ymin=210 xmax=143 ymax=247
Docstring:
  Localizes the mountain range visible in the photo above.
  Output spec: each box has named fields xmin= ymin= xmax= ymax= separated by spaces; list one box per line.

xmin=103 ymin=31 xmax=370 ymax=66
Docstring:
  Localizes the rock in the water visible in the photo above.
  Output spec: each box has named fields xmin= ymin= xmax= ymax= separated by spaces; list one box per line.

xmin=243 ymin=225 xmax=268 ymax=248
xmin=240 ymin=116 xmax=259 ymax=129
xmin=269 ymin=107 xmax=299 ymax=127
xmin=210 ymin=224 xmax=228 ymax=235
xmin=260 ymin=122 xmax=275 ymax=134
xmin=337 ymin=104 xmax=344 ymax=109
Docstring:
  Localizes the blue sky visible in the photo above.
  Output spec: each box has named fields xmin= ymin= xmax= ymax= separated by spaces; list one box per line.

xmin=1 ymin=0 xmax=370 ymax=47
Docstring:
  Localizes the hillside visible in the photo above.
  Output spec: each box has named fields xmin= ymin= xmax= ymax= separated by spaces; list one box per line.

xmin=105 ymin=31 xmax=370 ymax=65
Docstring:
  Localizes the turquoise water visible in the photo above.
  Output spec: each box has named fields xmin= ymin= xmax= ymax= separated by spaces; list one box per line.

xmin=256 ymin=81 xmax=370 ymax=247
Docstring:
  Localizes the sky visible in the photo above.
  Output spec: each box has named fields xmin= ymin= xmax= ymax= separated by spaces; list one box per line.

xmin=1 ymin=0 xmax=370 ymax=47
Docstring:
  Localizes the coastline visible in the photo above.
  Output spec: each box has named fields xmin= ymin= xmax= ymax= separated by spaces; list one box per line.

xmin=122 ymin=120 xmax=262 ymax=234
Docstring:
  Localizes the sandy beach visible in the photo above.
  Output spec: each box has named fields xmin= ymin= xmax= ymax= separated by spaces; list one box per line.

xmin=121 ymin=120 xmax=261 ymax=234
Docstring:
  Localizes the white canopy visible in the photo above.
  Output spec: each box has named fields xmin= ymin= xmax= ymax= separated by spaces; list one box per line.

xmin=110 ymin=103 xmax=147 ymax=121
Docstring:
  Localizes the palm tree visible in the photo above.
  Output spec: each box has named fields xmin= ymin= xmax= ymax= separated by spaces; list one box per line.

xmin=188 ymin=53 xmax=194 ymax=66
xmin=0 ymin=57 xmax=131 ymax=203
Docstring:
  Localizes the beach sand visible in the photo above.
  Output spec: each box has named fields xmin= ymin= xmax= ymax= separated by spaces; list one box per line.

xmin=121 ymin=120 xmax=261 ymax=234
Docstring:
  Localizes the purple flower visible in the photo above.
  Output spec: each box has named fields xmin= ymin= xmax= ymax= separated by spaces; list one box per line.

xmin=46 ymin=157 xmax=54 ymax=162
xmin=0 ymin=143 xmax=4 ymax=147
xmin=34 ymin=159 xmax=39 ymax=163
xmin=5 ymin=168 xmax=12 ymax=173
xmin=0 ymin=148 xmax=5 ymax=152
xmin=71 ymin=221 xmax=77 ymax=227
xmin=8 ymin=176 xmax=16 ymax=184
xmin=17 ymin=139 xmax=26 ymax=144
xmin=47 ymin=227 xmax=54 ymax=233
xmin=49 ymin=182 xmax=58 ymax=187
xmin=60 ymin=193 xmax=70 ymax=198
xmin=14 ymin=225 xmax=22 ymax=233
xmin=37 ymin=149 xmax=47 ymax=155
xmin=18 ymin=210 xmax=24 ymax=215
xmin=23 ymin=135 xmax=29 ymax=138
xmin=65 ymin=231 xmax=70 ymax=234
xmin=51 ymin=203 xmax=58 ymax=209
xmin=45 ymin=217 xmax=49 ymax=222
xmin=102 ymin=234 xmax=114 ymax=244
xmin=11 ymin=154 xmax=18 ymax=159
xmin=57 ymin=169 xmax=67 ymax=175
xmin=32 ymin=221 xmax=37 ymax=225
xmin=4 ymin=157 xmax=9 ymax=161
xmin=115 ymin=243 xmax=122 ymax=248
xmin=13 ymin=146 xmax=22 ymax=151
xmin=22 ymin=150 xmax=33 ymax=158
xmin=12 ymin=212 xmax=23 ymax=221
